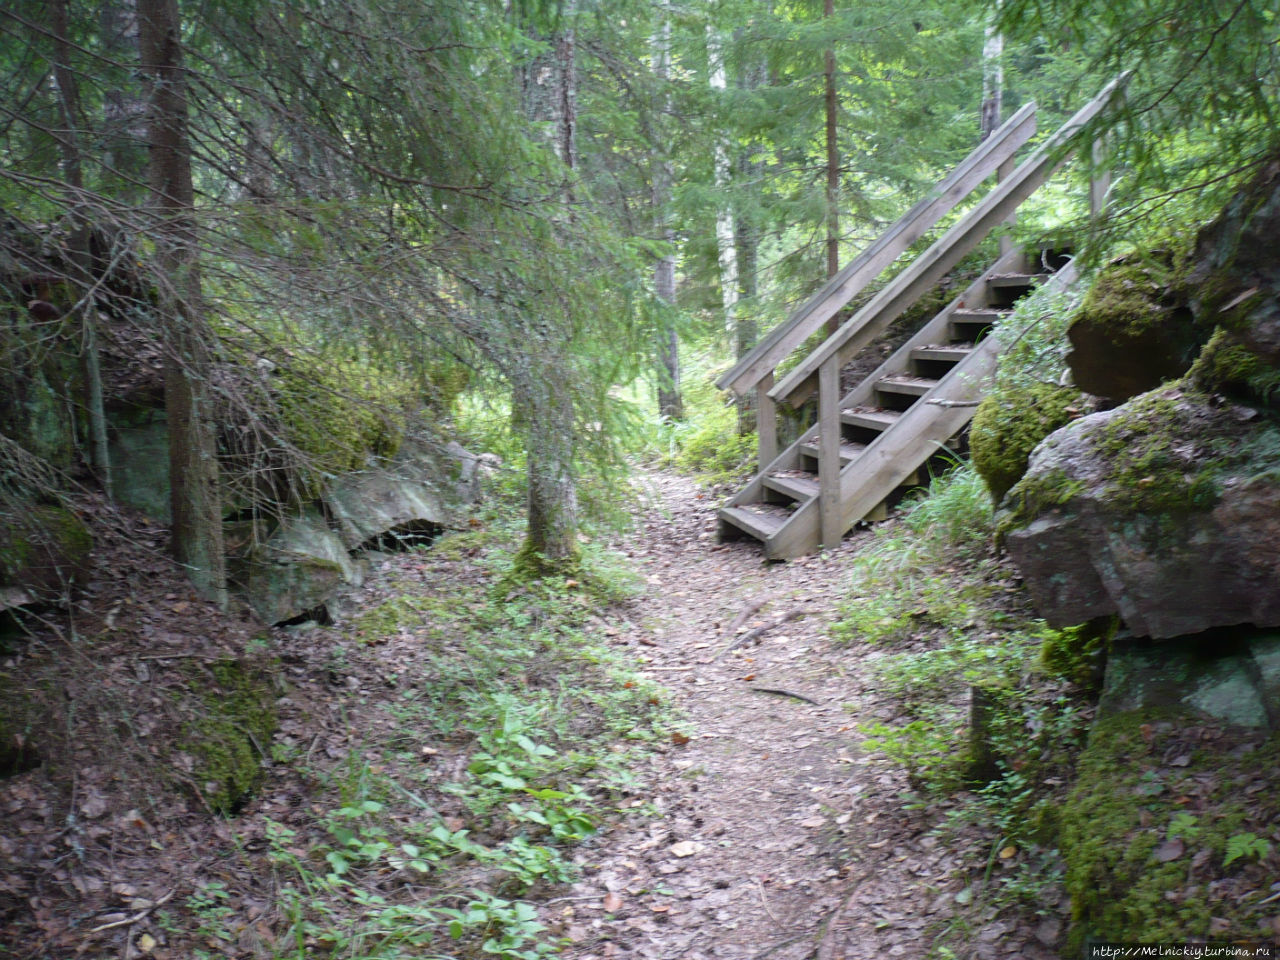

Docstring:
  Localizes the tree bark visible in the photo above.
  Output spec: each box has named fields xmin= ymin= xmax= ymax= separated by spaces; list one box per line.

xmin=139 ymin=0 xmax=227 ymax=605
xmin=980 ymin=18 xmax=1004 ymax=141
xmin=49 ymin=0 xmax=113 ymax=498
xmin=513 ymin=372 xmax=579 ymax=570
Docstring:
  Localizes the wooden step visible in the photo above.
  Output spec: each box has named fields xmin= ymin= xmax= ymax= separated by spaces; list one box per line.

xmin=988 ymin=272 xmax=1049 ymax=290
xmin=876 ymin=375 xmax=938 ymax=398
xmin=910 ymin=343 xmax=973 ymax=363
xmin=842 ymin=408 xmax=902 ymax=431
xmin=763 ymin=471 xmax=820 ymax=500
xmin=951 ymin=307 xmax=1009 ymax=325
xmin=798 ymin=439 xmax=866 ymax=462
xmin=719 ymin=504 xmax=787 ymax=541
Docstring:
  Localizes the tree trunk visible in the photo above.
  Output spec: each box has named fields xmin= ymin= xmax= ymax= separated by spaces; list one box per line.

xmin=513 ymin=373 xmax=579 ymax=571
xmin=49 ymin=0 xmax=113 ymax=498
xmin=139 ymin=0 xmax=227 ymax=605
xmin=980 ymin=18 xmax=1004 ymax=141
xmin=652 ymin=2 xmax=682 ymax=420
xmin=100 ymin=0 xmax=148 ymax=202
xmin=555 ymin=0 xmax=577 ymax=176
xmin=707 ymin=25 xmax=739 ymax=337
xmin=823 ymin=0 xmax=840 ymax=335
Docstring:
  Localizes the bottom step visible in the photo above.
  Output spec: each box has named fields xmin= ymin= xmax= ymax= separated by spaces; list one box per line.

xmin=718 ymin=504 xmax=788 ymax=542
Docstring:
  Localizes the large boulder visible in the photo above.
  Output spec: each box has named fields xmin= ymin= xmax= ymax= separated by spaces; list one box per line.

xmin=1066 ymin=250 xmax=1205 ymax=402
xmin=322 ymin=442 xmax=453 ymax=547
xmin=1004 ymin=161 xmax=1280 ymax=639
xmin=1000 ymin=386 xmax=1280 ymax=638
xmin=239 ymin=511 xmax=360 ymax=624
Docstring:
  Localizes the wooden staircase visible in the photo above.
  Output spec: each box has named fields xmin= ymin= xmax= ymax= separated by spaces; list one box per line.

xmin=715 ymin=77 xmax=1126 ymax=559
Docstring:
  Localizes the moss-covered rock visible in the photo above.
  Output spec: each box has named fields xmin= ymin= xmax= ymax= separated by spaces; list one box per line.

xmin=179 ymin=659 xmax=278 ymax=815
xmin=1000 ymin=385 xmax=1280 ymax=636
xmin=1060 ymin=710 xmax=1280 ymax=954
xmin=1066 ymin=247 xmax=1207 ymax=402
xmin=970 ymin=383 xmax=1086 ymax=504
xmin=0 ymin=501 xmax=92 ymax=601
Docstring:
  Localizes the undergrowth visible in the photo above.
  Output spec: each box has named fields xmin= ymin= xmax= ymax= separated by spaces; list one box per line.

xmin=834 ymin=461 xmax=1094 ymax=946
xmin=187 ymin=529 xmax=669 ymax=959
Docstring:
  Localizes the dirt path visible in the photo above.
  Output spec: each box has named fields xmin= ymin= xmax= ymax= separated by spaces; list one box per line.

xmin=545 ymin=472 xmax=981 ymax=960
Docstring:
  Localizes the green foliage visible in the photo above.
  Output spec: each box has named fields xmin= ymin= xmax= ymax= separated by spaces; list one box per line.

xmin=1038 ymin=617 xmax=1118 ymax=690
xmin=245 ymin=528 xmax=667 ymax=957
xmin=1223 ymin=832 xmax=1271 ymax=868
xmin=998 ymin=0 xmax=1280 ymax=254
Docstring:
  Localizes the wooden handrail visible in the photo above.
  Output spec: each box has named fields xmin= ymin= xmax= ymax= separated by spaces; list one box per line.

xmin=715 ymin=102 xmax=1038 ymax=398
xmin=770 ymin=73 xmax=1129 ymax=408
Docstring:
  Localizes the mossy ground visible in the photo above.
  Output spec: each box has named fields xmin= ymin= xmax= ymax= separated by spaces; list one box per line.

xmin=1059 ymin=710 xmax=1280 ymax=952
xmin=179 ymin=659 xmax=279 ymax=815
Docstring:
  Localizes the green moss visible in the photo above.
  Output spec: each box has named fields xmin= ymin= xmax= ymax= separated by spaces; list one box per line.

xmin=1039 ymin=616 xmax=1118 ymax=690
xmin=1190 ymin=328 xmax=1280 ymax=405
xmin=1060 ymin=710 xmax=1280 ymax=953
xmin=180 ymin=659 xmax=278 ymax=815
xmin=971 ymin=383 xmax=1084 ymax=504
xmin=273 ymin=359 xmax=410 ymax=498
xmin=999 ymin=385 xmax=1280 ymax=543
xmin=996 ymin=467 xmax=1086 ymax=541
xmin=0 ymin=503 xmax=92 ymax=591
xmin=1078 ymin=245 xmax=1195 ymax=334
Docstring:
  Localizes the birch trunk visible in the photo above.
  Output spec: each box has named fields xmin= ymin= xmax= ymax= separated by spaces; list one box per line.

xmin=707 ymin=25 xmax=739 ymax=336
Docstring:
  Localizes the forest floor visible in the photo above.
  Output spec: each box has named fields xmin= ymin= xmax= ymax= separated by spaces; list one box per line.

xmin=548 ymin=470 xmax=1058 ymax=960
xmin=0 ymin=469 xmax=1064 ymax=959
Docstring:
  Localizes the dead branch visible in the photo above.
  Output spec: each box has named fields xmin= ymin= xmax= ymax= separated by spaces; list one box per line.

xmin=713 ymin=607 xmax=806 ymax=661
xmin=722 ymin=596 xmax=769 ymax=637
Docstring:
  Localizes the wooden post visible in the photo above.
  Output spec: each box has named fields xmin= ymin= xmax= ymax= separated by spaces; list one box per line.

xmin=997 ymin=155 xmax=1017 ymax=258
xmin=818 ymin=359 xmax=842 ymax=550
xmin=1089 ymin=137 xmax=1110 ymax=220
xmin=756 ymin=370 xmax=777 ymax=473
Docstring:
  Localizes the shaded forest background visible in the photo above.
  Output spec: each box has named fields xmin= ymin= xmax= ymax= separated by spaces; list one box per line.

xmin=2 ymin=0 xmax=1275 ymax=601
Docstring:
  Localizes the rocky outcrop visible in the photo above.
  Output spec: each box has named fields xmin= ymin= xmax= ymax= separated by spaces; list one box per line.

xmin=235 ymin=442 xmax=490 ymax=624
xmin=325 ymin=442 xmax=450 ymax=551
xmin=1003 ymin=160 xmax=1280 ymax=639
xmin=239 ymin=511 xmax=362 ymax=625
xmin=1001 ymin=388 xmax=1280 ymax=638
xmin=1066 ymin=250 xmax=1204 ymax=402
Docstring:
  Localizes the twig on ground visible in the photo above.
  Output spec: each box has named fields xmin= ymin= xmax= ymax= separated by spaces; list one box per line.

xmin=722 ymin=597 xmax=769 ymax=638
xmin=713 ymin=608 xmax=806 ymax=661
xmin=87 ymin=888 xmax=177 ymax=933
xmin=756 ymin=876 xmax=780 ymax=924
xmin=749 ymin=687 xmax=822 ymax=706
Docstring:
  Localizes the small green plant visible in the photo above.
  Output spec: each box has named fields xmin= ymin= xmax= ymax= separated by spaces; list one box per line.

xmin=1167 ymin=812 xmax=1201 ymax=841
xmin=1223 ymin=831 xmax=1270 ymax=867
xmin=187 ymin=880 xmax=234 ymax=945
